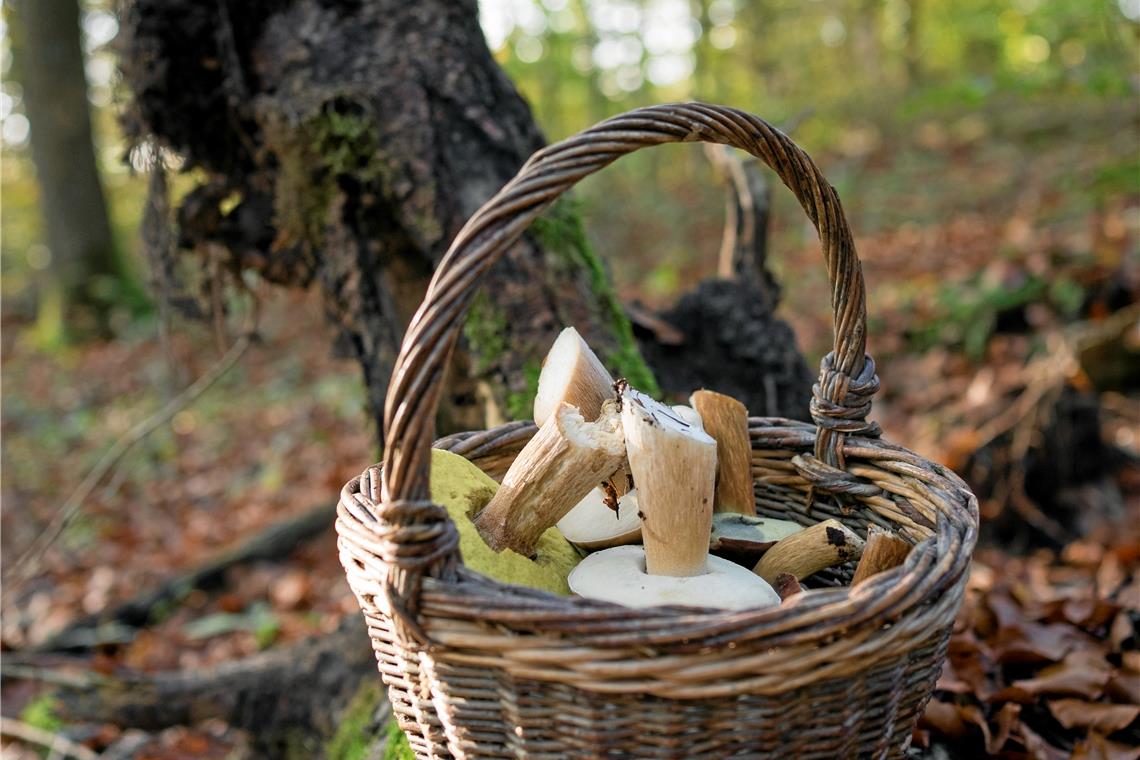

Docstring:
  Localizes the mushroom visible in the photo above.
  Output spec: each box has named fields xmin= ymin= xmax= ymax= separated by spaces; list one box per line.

xmin=474 ymin=401 xmax=625 ymax=556
xmin=753 ymin=519 xmax=866 ymax=584
xmin=568 ymin=386 xmax=779 ymax=610
xmin=532 ymin=327 xmax=630 ymax=501
xmin=709 ymin=513 xmax=805 ymax=567
xmin=690 ymin=389 xmax=755 ymax=516
xmin=533 ymin=327 xmax=613 ymax=426
xmin=851 ymin=526 xmax=911 ymax=585
xmin=557 ymin=488 xmax=642 ymax=550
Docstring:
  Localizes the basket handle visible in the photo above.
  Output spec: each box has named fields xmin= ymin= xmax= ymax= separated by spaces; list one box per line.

xmin=377 ymin=103 xmax=879 ymax=596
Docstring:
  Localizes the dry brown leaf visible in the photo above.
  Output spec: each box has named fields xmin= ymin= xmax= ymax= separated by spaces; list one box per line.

xmin=921 ymin=700 xmax=973 ymax=739
xmin=1048 ymin=698 xmax=1140 ymax=732
xmin=995 ymin=649 xmax=1113 ymax=702
xmin=1072 ymin=733 xmax=1140 ymax=760
xmin=1107 ymin=669 xmax=1140 ymax=705
xmin=1017 ymin=721 xmax=1070 ymax=760
xmin=986 ymin=701 xmax=1022 ymax=754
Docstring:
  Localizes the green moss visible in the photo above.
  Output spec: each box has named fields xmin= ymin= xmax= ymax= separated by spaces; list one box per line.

xmin=20 ymin=693 xmax=62 ymax=733
xmin=530 ymin=199 xmax=659 ymax=395
xmin=383 ymin=720 xmax=415 ymax=760
xmin=504 ymin=359 xmax=542 ymax=421
xmin=327 ymin=682 xmax=384 ymax=760
xmin=462 ymin=292 xmax=509 ymax=375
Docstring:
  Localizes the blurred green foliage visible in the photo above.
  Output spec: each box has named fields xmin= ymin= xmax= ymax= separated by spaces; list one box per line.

xmin=1 ymin=0 xmax=1136 ymax=349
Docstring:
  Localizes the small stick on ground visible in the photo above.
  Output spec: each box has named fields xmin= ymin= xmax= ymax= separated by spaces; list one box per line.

xmin=851 ymin=526 xmax=911 ymax=585
xmin=0 ymin=717 xmax=100 ymax=760
xmin=474 ymin=402 xmax=625 ymax=556
xmin=690 ymin=389 xmax=754 ymax=516
xmin=754 ymin=519 xmax=865 ymax=584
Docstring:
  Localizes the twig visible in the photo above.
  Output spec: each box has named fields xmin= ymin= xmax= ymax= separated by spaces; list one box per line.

xmin=0 ymin=717 xmax=99 ymax=760
xmin=6 ymin=330 xmax=254 ymax=585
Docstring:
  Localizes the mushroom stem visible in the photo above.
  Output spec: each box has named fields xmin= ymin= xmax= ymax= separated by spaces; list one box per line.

xmin=772 ymin=572 xmax=804 ymax=600
xmin=622 ymin=386 xmax=717 ymax=577
xmin=753 ymin=519 xmax=866 ymax=584
xmin=690 ymin=389 xmax=755 ymax=516
xmin=851 ymin=526 xmax=911 ymax=585
xmin=533 ymin=327 xmax=614 ymax=426
xmin=475 ymin=402 xmax=625 ymax=556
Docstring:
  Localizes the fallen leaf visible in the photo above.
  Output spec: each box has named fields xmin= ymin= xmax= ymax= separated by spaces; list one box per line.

xmin=986 ymin=701 xmax=1021 ymax=754
xmin=1048 ymin=699 xmax=1140 ymax=732
xmin=995 ymin=649 xmax=1113 ymax=702
xmin=1018 ymin=721 xmax=1070 ymax=760
xmin=921 ymin=699 xmax=973 ymax=739
xmin=1072 ymin=733 xmax=1140 ymax=760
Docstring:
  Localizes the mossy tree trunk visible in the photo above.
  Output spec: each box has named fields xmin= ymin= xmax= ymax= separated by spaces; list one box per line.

xmin=121 ymin=0 xmax=654 ymax=440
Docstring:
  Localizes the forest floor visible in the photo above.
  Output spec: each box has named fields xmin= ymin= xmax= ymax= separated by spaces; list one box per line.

xmin=1 ymin=101 xmax=1138 ymax=758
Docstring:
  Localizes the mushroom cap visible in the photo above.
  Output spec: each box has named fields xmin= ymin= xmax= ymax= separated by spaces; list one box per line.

xmin=430 ymin=449 xmax=579 ymax=594
xmin=711 ymin=513 xmax=804 ymax=546
xmin=568 ymin=545 xmax=780 ymax=610
xmin=557 ymin=488 xmax=642 ymax=550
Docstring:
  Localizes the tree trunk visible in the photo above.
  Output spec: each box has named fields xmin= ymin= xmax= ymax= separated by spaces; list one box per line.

xmin=120 ymin=0 xmax=655 ymax=440
xmin=9 ymin=0 xmax=125 ymax=338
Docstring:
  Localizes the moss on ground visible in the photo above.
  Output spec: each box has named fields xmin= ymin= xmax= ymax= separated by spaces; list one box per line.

xmin=383 ymin=720 xmax=414 ymax=760
xmin=326 ymin=682 xmax=384 ymax=760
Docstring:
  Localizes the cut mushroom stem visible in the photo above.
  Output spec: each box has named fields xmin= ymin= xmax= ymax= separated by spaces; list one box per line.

xmin=622 ymin=386 xmax=716 ymax=576
xmin=851 ymin=526 xmax=911 ymax=585
xmin=690 ymin=389 xmax=755 ymax=516
xmin=533 ymin=327 xmax=614 ymax=426
xmin=474 ymin=401 xmax=625 ymax=556
xmin=772 ymin=572 xmax=804 ymax=600
xmin=753 ymin=519 xmax=866 ymax=584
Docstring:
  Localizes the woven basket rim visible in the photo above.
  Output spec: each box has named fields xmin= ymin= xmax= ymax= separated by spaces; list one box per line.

xmin=338 ymin=416 xmax=978 ymax=641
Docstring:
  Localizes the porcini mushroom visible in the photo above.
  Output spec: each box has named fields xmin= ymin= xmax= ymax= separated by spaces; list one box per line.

xmin=709 ymin=513 xmax=805 ymax=566
xmin=533 ymin=327 xmax=613 ymax=426
xmin=474 ymin=401 xmax=625 ymax=556
xmin=753 ymin=519 xmax=866 ymax=584
xmin=568 ymin=386 xmax=779 ymax=610
xmin=556 ymin=488 xmax=642 ymax=550
xmin=690 ymin=389 xmax=754 ymax=516
xmin=851 ymin=526 xmax=911 ymax=585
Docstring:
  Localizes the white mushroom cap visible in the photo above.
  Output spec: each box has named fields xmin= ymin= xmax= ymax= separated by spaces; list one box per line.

xmin=568 ymin=545 xmax=780 ymax=610
xmin=711 ymin=514 xmax=804 ymax=545
xmin=557 ymin=488 xmax=642 ymax=550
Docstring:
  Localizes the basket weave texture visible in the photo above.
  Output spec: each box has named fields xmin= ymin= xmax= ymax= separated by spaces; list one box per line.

xmin=336 ymin=103 xmax=979 ymax=759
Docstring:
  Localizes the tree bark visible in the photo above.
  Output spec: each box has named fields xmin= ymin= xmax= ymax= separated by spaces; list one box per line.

xmin=120 ymin=0 xmax=655 ymax=439
xmin=9 ymin=0 xmax=125 ymax=336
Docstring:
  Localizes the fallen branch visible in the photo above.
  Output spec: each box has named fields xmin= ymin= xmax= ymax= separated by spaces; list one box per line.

xmin=37 ymin=616 xmax=375 ymax=755
xmin=33 ymin=502 xmax=333 ymax=652
xmin=0 ymin=716 xmax=99 ymax=760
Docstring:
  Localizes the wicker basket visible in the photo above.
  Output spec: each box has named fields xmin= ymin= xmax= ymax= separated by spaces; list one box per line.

xmin=337 ymin=103 xmax=978 ymax=759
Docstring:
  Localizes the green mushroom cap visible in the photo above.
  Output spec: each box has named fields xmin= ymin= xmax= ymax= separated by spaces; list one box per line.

xmin=429 ymin=448 xmax=581 ymax=595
